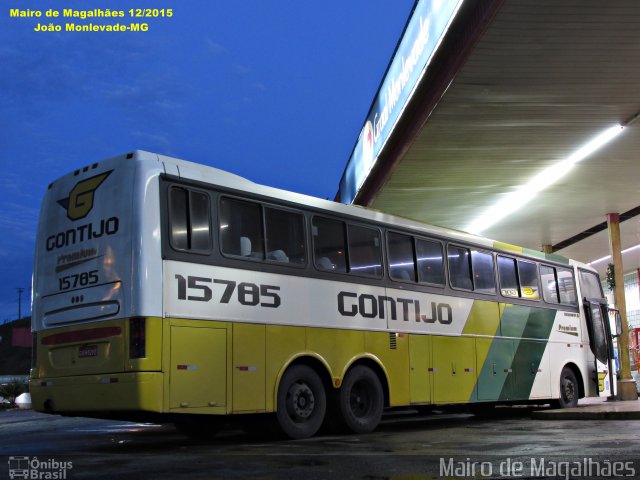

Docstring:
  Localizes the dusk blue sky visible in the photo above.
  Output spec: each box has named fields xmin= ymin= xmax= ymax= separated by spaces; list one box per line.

xmin=0 ymin=1 xmax=414 ymax=321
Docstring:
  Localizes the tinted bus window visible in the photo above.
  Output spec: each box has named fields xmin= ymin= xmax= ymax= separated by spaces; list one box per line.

xmin=579 ymin=269 xmax=605 ymax=301
xmin=169 ymin=187 xmax=189 ymax=250
xmin=388 ymin=232 xmax=416 ymax=282
xmin=190 ymin=191 xmax=211 ymax=251
xmin=498 ymin=256 xmax=519 ymax=297
xmin=518 ymin=260 xmax=540 ymax=300
xmin=220 ymin=197 xmax=264 ymax=259
xmin=313 ymin=217 xmax=347 ymax=273
xmin=557 ymin=267 xmax=577 ymax=305
xmin=471 ymin=250 xmax=496 ymax=294
xmin=448 ymin=245 xmax=472 ymax=290
xmin=347 ymin=224 xmax=382 ymax=277
xmin=169 ymin=187 xmax=211 ymax=253
xmin=540 ymin=265 xmax=559 ymax=303
xmin=265 ymin=207 xmax=306 ymax=264
xmin=416 ymin=239 xmax=444 ymax=285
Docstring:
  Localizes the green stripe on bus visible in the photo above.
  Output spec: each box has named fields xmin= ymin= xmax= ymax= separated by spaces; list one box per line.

xmin=464 ymin=301 xmax=502 ymax=403
xmin=500 ymin=307 xmax=556 ymax=401
xmin=472 ymin=305 xmax=557 ymax=403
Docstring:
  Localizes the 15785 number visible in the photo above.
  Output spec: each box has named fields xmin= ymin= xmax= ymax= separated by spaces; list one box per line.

xmin=175 ymin=274 xmax=281 ymax=308
xmin=59 ymin=270 xmax=99 ymax=291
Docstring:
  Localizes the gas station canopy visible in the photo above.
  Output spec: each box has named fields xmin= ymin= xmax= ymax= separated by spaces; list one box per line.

xmin=337 ymin=0 xmax=640 ymax=278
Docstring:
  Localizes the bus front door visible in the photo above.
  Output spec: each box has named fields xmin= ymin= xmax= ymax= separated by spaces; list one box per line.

xmin=584 ymin=299 xmax=616 ymax=397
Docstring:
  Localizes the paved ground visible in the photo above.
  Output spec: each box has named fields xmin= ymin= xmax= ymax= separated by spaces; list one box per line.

xmin=2 ymin=400 xmax=640 ymax=479
xmin=533 ymin=396 xmax=640 ymax=420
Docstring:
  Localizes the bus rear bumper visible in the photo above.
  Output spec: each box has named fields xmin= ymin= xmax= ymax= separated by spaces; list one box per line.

xmin=29 ymin=372 xmax=164 ymax=414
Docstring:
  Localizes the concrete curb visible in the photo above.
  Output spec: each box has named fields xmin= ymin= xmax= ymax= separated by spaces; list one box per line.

xmin=532 ymin=399 xmax=640 ymax=420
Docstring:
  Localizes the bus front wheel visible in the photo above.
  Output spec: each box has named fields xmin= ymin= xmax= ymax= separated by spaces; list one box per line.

xmin=557 ymin=367 xmax=579 ymax=408
xmin=336 ymin=365 xmax=384 ymax=434
xmin=276 ymin=364 xmax=326 ymax=439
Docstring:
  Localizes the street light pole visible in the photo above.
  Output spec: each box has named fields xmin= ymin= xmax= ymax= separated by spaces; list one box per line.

xmin=16 ymin=287 xmax=24 ymax=321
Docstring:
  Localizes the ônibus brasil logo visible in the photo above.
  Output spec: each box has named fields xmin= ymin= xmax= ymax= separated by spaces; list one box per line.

xmin=8 ymin=456 xmax=73 ymax=479
xmin=57 ymin=170 xmax=112 ymax=221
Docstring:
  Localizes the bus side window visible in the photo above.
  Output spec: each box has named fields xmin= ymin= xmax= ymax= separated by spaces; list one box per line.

xmin=540 ymin=265 xmax=559 ymax=303
xmin=169 ymin=187 xmax=189 ymax=250
xmin=471 ymin=250 xmax=496 ymax=294
xmin=448 ymin=245 xmax=473 ymax=290
xmin=312 ymin=216 xmax=347 ymax=273
xmin=498 ymin=256 xmax=519 ymax=297
xmin=556 ymin=267 xmax=577 ymax=305
xmin=347 ymin=224 xmax=382 ymax=277
xmin=169 ymin=187 xmax=211 ymax=253
xmin=220 ymin=197 xmax=265 ymax=260
xmin=388 ymin=232 xmax=416 ymax=282
xmin=264 ymin=207 xmax=305 ymax=265
xmin=578 ymin=269 xmax=605 ymax=299
xmin=517 ymin=260 xmax=540 ymax=300
xmin=416 ymin=238 xmax=444 ymax=285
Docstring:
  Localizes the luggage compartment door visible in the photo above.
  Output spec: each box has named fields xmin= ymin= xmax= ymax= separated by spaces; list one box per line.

xmin=170 ymin=326 xmax=227 ymax=409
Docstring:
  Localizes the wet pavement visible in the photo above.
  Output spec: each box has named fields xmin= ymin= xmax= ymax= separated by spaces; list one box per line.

xmin=2 ymin=402 xmax=640 ymax=479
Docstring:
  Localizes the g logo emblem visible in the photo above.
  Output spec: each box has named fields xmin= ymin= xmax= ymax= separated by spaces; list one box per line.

xmin=58 ymin=171 xmax=112 ymax=221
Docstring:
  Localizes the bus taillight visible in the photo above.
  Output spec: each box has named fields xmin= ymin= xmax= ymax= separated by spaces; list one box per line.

xmin=129 ymin=317 xmax=146 ymax=359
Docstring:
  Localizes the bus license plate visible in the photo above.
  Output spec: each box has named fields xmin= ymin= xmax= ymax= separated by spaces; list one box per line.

xmin=78 ymin=345 xmax=98 ymax=358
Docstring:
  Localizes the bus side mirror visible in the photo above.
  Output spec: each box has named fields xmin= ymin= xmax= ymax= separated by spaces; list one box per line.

xmin=608 ymin=308 xmax=622 ymax=337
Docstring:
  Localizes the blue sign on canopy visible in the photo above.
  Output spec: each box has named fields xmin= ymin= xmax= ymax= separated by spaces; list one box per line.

xmin=338 ymin=0 xmax=464 ymax=204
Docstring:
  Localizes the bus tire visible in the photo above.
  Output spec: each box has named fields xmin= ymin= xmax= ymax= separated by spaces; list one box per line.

xmin=337 ymin=365 xmax=384 ymax=434
xmin=276 ymin=364 xmax=326 ymax=439
xmin=557 ymin=367 xmax=579 ymax=408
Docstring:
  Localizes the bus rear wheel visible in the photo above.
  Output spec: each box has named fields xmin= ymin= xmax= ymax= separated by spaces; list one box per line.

xmin=557 ymin=367 xmax=579 ymax=408
xmin=336 ymin=365 xmax=384 ymax=434
xmin=276 ymin=364 xmax=326 ymax=439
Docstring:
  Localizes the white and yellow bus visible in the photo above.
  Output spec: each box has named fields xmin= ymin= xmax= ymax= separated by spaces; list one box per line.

xmin=31 ymin=151 xmax=617 ymax=439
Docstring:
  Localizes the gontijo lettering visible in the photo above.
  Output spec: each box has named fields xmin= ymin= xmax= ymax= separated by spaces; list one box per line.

xmin=46 ymin=217 xmax=119 ymax=251
xmin=338 ymin=291 xmax=452 ymax=323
